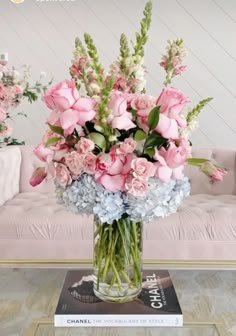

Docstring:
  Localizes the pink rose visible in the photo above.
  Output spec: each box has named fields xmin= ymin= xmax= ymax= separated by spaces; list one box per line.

xmin=29 ymin=167 xmax=47 ymax=187
xmin=65 ymin=151 xmax=83 ymax=176
xmin=108 ymin=92 xmax=135 ymax=131
xmin=125 ymin=177 xmax=148 ymax=196
xmin=43 ymin=79 xmax=79 ymax=112
xmin=154 ymin=142 xmax=188 ymax=182
xmin=0 ymin=107 xmax=6 ymax=122
xmin=76 ymin=137 xmax=95 ymax=154
xmin=70 ymin=97 xmax=96 ymax=126
xmin=155 ymin=114 xmax=179 ymax=139
xmin=200 ymin=161 xmax=227 ymax=181
xmin=156 ymin=87 xmax=189 ymax=128
xmin=131 ymin=158 xmax=156 ymax=179
xmin=131 ymin=94 xmax=156 ymax=117
xmin=82 ymin=152 xmax=96 ymax=174
xmin=55 ymin=163 xmax=72 ymax=187
xmin=118 ymin=138 xmax=136 ymax=154
xmin=95 ymin=152 xmax=133 ymax=192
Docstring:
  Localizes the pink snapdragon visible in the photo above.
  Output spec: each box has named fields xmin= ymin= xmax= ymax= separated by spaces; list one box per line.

xmin=131 ymin=158 xmax=156 ymax=179
xmin=200 ymin=161 xmax=227 ymax=181
xmin=108 ymin=92 xmax=135 ymax=131
xmin=154 ymin=142 xmax=189 ymax=182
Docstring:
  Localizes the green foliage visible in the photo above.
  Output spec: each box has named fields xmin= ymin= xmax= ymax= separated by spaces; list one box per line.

xmin=187 ymin=97 xmax=213 ymax=124
xmin=45 ymin=137 xmax=61 ymax=147
xmin=144 ymin=131 xmax=167 ymax=149
xmin=134 ymin=129 xmax=147 ymax=141
xmin=48 ymin=123 xmax=64 ymax=136
xmin=75 ymin=37 xmax=87 ymax=56
xmin=187 ymin=158 xmax=209 ymax=166
xmin=144 ymin=147 xmax=155 ymax=157
xmin=23 ymin=90 xmax=38 ymax=103
xmin=147 ymin=106 xmax=160 ymax=130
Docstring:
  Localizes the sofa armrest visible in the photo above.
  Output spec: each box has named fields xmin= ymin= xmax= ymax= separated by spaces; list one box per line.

xmin=0 ymin=146 xmax=21 ymax=206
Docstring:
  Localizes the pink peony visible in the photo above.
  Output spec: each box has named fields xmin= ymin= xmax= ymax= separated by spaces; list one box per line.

xmin=200 ymin=161 xmax=227 ymax=181
xmin=131 ymin=158 xmax=156 ymax=179
xmin=118 ymin=138 xmax=137 ymax=154
xmin=154 ymin=142 xmax=189 ymax=182
xmin=29 ymin=167 xmax=47 ymax=187
xmin=0 ymin=107 xmax=6 ymax=122
xmin=82 ymin=152 xmax=96 ymax=174
xmin=65 ymin=151 xmax=83 ymax=176
xmin=43 ymin=79 xmax=79 ymax=112
xmin=76 ymin=137 xmax=95 ymax=154
xmin=55 ymin=163 xmax=72 ymax=187
xmin=108 ymin=92 xmax=135 ymax=131
xmin=125 ymin=177 xmax=148 ymax=196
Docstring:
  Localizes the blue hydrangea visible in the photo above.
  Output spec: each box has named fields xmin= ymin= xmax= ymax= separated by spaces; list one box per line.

xmin=55 ymin=173 xmax=190 ymax=224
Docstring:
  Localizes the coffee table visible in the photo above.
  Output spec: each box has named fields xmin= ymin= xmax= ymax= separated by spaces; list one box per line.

xmin=0 ymin=266 xmax=233 ymax=335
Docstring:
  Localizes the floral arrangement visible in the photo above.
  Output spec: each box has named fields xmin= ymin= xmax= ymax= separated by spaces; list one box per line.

xmin=0 ymin=53 xmax=51 ymax=145
xmin=30 ymin=1 xmax=227 ymax=301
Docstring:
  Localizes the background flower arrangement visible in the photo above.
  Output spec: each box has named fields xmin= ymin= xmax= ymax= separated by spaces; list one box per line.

xmin=0 ymin=53 xmax=51 ymax=145
xmin=30 ymin=1 xmax=227 ymax=301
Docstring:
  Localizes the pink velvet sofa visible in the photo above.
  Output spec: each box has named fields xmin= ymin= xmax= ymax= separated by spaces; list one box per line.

xmin=0 ymin=145 xmax=236 ymax=262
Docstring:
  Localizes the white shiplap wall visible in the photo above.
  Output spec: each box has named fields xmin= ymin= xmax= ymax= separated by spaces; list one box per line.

xmin=0 ymin=0 xmax=236 ymax=147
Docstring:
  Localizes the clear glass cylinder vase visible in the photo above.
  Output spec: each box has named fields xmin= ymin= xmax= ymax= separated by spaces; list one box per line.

xmin=93 ymin=216 xmax=143 ymax=303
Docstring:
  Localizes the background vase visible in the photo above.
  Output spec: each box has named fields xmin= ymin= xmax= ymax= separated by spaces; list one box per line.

xmin=93 ymin=216 xmax=143 ymax=303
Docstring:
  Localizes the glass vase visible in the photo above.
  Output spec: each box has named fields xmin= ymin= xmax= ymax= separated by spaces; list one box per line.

xmin=93 ymin=216 xmax=143 ymax=303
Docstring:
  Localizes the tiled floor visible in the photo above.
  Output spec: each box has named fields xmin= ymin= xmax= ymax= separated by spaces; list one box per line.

xmin=0 ymin=269 xmax=235 ymax=335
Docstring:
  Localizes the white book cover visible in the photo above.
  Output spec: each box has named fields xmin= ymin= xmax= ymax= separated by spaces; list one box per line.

xmin=54 ymin=269 xmax=183 ymax=327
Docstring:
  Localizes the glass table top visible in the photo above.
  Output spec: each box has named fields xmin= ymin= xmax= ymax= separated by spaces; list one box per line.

xmin=34 ymin=323 xmax=220 ymax=336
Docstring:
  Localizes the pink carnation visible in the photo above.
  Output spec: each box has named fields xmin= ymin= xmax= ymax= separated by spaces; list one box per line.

xmin=118 ymin=138 xmax=137 ymax=154
xmin=77 ymin=137 xmax=95 ymax=154
xmin=131 ymin=94 xmax=156 ymax=117
xmin=82 ymin=152 xmax=96 ymax=174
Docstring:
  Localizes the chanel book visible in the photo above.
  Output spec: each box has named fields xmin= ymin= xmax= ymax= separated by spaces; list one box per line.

xmin=54 ymin=269 xmax=183 ymax=327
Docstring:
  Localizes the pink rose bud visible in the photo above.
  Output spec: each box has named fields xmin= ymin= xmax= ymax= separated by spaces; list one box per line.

xmin=29 ymin=167 xmax=47 ymax=187
xmin=131 ymin=158 xmax=156 ymax=179
xmin=200 ymin=161 xmax=227 ymax=181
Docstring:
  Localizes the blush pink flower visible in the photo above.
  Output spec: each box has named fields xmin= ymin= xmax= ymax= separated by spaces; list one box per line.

xmin=131 ymin=94 xmax=156 ymax=117
xmin=200 ymin=161 xmax=227 ymax=181
xmin=82 ymin=152 xmax=96 ymax=174
xmin=43 ymin=79 xmax=79 ymax=112
xmin=0 ymin=107 xmax=6 ymax=122
xmin=108 ymin=92 xmax=135 ymax=131
xmin=95 ymin=151 xmax=133 ymax=192
xmin=76 ymin=137 xmax=95 ymax=154
xmin=125 ymin=177 xmax=148 ymax=196
xmin=118 ymin=138 xmax=137 ymax=154
xmin=0 ymin=123 xmax=12 ymax=137
xmin=33 ymin=144 xmax=54 ymax=163
xmin=65 ymin=151 xmax=83 ymax=176
xmin=55 ymin=163 xmax=72 ymax=188
xmin=156 ymin=87 xmax=189 ymax=128
xmin=131 ymin=158 xmax=156 ymax=179
xmin=29 ymin=167 xmax=47 ymax=187
xmin=154 ymin=142 xmax=189 ymax=182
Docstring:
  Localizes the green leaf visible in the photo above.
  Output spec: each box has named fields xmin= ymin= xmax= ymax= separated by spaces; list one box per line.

xmin=144 ymin=147 xmax=155 ymax=157
xmin=147 ymin=106 xmax=160 ymax=130
xmin=88 ymin=132 xmax=106 ymax=151
xmin=187 ymin=158 xmax=210 ymax=166
xmin=48 ymin=123 xmax=64 ymax=136
xmin=134 ymin=130 xmax=147 ymax=141
xmin=45 ymin=137 xmax=61 ymax=147
xmin=144 ymin=132 xmax=167 ymax=149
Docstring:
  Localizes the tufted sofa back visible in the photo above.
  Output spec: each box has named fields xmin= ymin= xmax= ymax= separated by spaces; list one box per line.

xmin=17 ymin=146 xmax=236 ymax=195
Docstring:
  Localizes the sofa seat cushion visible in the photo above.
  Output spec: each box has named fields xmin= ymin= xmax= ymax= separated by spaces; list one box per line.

xmin=0 ymin=192 xmax=236 ymax=242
